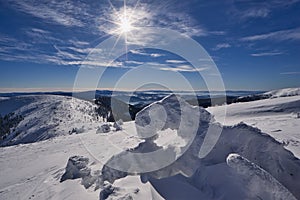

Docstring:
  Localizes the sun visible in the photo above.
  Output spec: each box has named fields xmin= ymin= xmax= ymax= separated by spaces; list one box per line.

xmin=119 ymin=14 xmax=133 ymax=33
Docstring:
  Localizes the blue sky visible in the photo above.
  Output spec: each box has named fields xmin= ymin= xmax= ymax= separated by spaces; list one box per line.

xmin=0 ymin=0 xmax=299 ymax=92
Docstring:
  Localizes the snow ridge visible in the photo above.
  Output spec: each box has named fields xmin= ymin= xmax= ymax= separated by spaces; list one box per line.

xmin=264 ymin=88 xmax=300 ymax=98
xmin=0 ymin=95 xmax=99 ymax=146
xmin=227 ymin=153 xmax=297 ymax=200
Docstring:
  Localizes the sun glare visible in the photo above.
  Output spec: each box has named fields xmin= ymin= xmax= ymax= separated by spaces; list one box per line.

xmin=119 ymin=15 xmax=133 ymax=33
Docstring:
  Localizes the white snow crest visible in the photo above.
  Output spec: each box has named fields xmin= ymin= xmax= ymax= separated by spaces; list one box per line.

xmin=227 ymin=153 xmax=297 ymax=200
xmin=264 ymin=88 xmax=300 ymax=98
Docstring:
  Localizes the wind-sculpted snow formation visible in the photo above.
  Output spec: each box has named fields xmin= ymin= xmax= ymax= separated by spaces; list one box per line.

xmin=101 ymin=94 xmax=300 ymax=200
xmin=227 ymin=154 xmax=297 ymax=200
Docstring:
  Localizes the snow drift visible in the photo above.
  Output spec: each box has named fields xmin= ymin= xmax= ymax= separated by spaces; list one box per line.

xmin=207 ymin=94 xmax=300 ymax=158
xmin=227 ymin=153 xmax=297 ymax=200
xmin=100 ymin=94 xmax=300 ymax=199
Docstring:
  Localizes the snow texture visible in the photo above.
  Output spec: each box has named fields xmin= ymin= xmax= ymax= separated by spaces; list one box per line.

xmin=0 ymin=95 xmax=99 ymax=146
xmin=227 ymin=153 xmax=297 ymax=200
xmin=1 ymin=92 xmax=300 ymax=200
xmin=101 ymin=94 xmax=300 ymax=200
xmin=264 ymin=87 xmax=300 ymax=98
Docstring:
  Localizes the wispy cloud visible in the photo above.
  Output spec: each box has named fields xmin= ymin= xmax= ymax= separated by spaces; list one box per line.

xmin=130 ymin=49 xmax=165 ymax=57
xmin=241 ymin=8 xmax=270 ymax=19
xmin=97 ymin=1 xmax=222 ymax=39
xmin=7 ymin=0 xmax=93 ymax=27
xmin=65 ymin=60 xmax=125 ymax=68
xmin=0 ymin=26 xmax=97 ymax=66
xmin=213 ymin=43 xmax=231 ymax=51
xmin=158 ymin=65 xmax=207 ymax=72
xmin=0 ymin=1 xmax=229 ymax=68
xmin=0 ymin=33 xmax=18 ymax=44
xmin=53 ymin=45 xmax=83 ymax=60
xmin=125 ymin=60 xmax=144 ymax=65
xmin=280 ymin=71 xmax=300 ymax=75
xmin=166 ymin=60 xmax=187 ymax=64
xmin=230 ymin=0 xmax=299 ymax=20
xmin=241 ymin=28 xmax=300 ymax=42
xmin=112 ymin=61 xmax=208 ymax=73
xmin=251 ymin=51 xmax=284 ymax=57
xmin=208 ymin=31 xmax=226 ymax=36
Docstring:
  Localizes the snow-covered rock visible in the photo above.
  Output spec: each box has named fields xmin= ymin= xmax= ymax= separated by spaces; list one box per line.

xmin=97 ymin=124 xmax=111 ymax=133
xmin=61 ymin=156 xmax=91 ymax=182
xmin=99 ymin=181 xmax=140 ymax=200
xmin=99 ymin=181 xmax=115 ymax=200
xmin=113 ymin=120 xmax=123 ymax=131
xmin=61 ymin=155 xmax=97 ymax=189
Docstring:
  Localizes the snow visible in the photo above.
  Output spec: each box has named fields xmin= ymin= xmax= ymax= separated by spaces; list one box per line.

xmin=101 ymin=95 xmax=300 ymax=200
xmin=263 ymin=87 xmax=300 ymax=98
xmin=1 ymin=92 xmax=300 ymax=200
xmin=0 ymin=97 xmax=10 ymax=101
xmin=0 ymin=122 xmax=147 ymax=200
xmin=207 ymin=95 xmax=300 ymax=157
xmin=0 ymin=95 xmax=99 ymax=146
xmin=227 ymin=153 xmax=297 ymax=200
xmin=97 ymin=124 xmax=111 ymax=133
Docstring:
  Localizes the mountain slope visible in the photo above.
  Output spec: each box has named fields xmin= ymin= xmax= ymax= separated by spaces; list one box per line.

xmin=235 ymin=87 xmax=300 ymax=102
xmin=0 ymin=95 xmax=99 ymax=146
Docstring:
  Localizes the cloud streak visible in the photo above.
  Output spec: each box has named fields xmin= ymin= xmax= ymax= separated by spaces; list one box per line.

xmin=130 ymin=49 xmax=165 ymax=57
xmin=230 ymin=0 xmax=299 ymax=20
xmin=280 ymin=71 xmax=300 ymax=75
xmin=213 ymin=43 xmax=231 ymax=51
xmin=251 ymin=51 xmax=284 ymax=57
xmin=242 ymin=8 xmax=270 ymax=18
xmin=7 ymin=0 xmax=90 ymax=27
xmin=166 ymin=60 xmax=187 ymax=64
xmin=241 ymin=28 xmax=300 ymax=42
xmin=159 ymin=65 xmax=207 ymax=72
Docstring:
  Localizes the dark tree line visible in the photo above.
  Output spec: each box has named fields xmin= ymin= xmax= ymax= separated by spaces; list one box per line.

xmin=0 ymin=112 xmax=24 ymax=140
xmin=94 ymin=96 xmax=146 ymax=122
